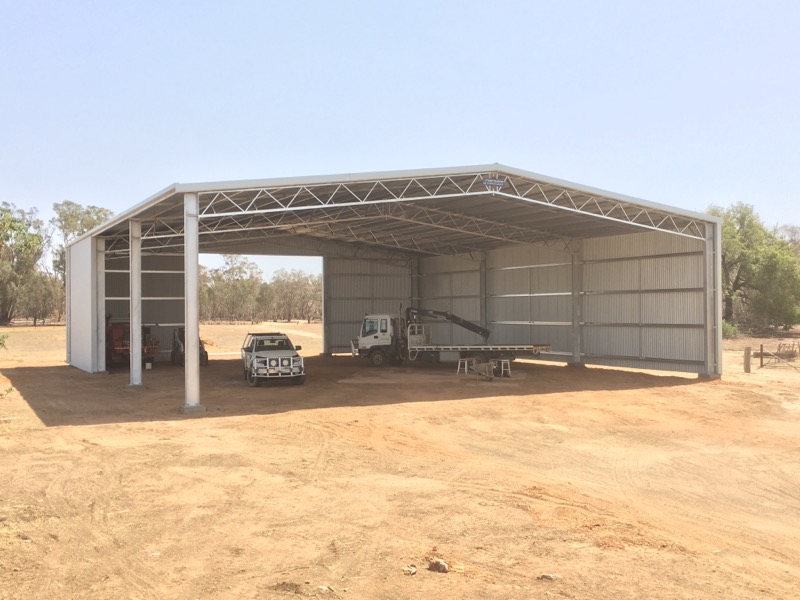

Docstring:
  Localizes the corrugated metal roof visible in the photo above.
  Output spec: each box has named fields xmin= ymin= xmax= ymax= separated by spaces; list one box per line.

xmin=75 ymin=163 xmax=720 ymax=257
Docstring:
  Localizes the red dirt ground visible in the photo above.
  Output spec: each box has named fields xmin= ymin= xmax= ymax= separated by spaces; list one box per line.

xmin=1 ymin=323 xmax=798 ymax=599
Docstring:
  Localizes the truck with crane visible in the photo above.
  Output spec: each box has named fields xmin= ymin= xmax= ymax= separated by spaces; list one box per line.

xmin=351 ymin=306 xmax=550 ymax=370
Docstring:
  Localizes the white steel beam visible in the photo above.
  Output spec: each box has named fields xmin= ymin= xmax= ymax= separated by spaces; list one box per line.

xmin=129 ymin=220 xmax=143 ymax=387
xmin=182 ymin=193 xmax=205 ymax=413
xmin=570 ymin=242 xmax=584 ymax=367
xmin=703 ymin=221 xmax=723 ymax=378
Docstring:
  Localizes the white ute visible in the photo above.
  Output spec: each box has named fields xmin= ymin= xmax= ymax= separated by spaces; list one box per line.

xmin=241 ymin=332 xmax=306 ymax=387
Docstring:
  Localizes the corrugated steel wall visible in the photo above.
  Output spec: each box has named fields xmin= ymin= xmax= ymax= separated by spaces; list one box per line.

xmin=402 ymin=232 xmax=712 ymax=374
xmin=104 ymin=253 xmax=185 ymax=362
xmin=486 ymin=245 xmax=573 ymax=350
xmin=582 ymin=231 xmax=708 ymax=373
xmin=67 ymin=237 xmax=97 ymax=371
xmin=418 ymin=255 xmax=482 ymax=344
xmin=324 ymin=257 xmax=412 ymax=352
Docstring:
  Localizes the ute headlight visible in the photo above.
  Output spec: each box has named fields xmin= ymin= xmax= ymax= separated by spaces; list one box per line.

xmin=269 ymin=358 xmax=278 ymax=367
xmin=281 ymin=358 xmax=290 ymax=367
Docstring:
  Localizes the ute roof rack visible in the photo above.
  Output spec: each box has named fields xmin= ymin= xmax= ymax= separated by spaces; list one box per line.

xmin=247 ymin=332 xmax=287 ymax=337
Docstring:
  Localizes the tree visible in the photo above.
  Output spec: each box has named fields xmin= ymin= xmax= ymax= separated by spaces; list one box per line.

xmin=709 ymin=203 xmax=800 ymax=329
xmin=748 ymin=242 xmax=800 ymax=329
xmin=0 ymin=204 xmax=45 ymax=325
xmin=197 ymin=258 xmax=322 ymax=324
xmin=199 ymin=256 xmax=264 ymax=322
xmin=297 ymin=273 xmax=322 ymax=322
xmin=268 ymin=270 xmax=322 ymax=322
xmin=255 ymin=282 xmax=275 ymax=322
xmin=708 ymin=203 xmax=766 ymax=322
xmin=50 ymin=201 xmax=113 ymax=277
xmin=778 ymin=225 xmax=800 ymax=259
xmin=17 ymin=271 xmax=59 ymax=325
xmin=50 ymin=201 xmax=113 ymax=320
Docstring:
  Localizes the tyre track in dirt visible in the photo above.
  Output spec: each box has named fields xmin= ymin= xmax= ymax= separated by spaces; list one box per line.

xmin=604 ymin=438 xmax=800 ymax=596
xmin=2 ymin=434 xmax=167 ymax=599
xmin=3 ymin=325 xmax=799 ymax=600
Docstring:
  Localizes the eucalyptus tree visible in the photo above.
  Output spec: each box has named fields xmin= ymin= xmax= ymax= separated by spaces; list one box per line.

xmin=709 ymin=203 xmax=800 ymax=329
xmin=0 ymin=203 xmax=45 ymax=325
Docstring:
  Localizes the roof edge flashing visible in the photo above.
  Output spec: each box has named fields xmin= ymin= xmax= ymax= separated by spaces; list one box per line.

xmin=173 ymin=164 xmax=506 ymax=195
xmin=70 ymin=182 xmax=180 ymax=247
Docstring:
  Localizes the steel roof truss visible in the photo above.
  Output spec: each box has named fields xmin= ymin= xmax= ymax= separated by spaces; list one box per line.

xmin=100 ymin=168 xmax=708 ymax=259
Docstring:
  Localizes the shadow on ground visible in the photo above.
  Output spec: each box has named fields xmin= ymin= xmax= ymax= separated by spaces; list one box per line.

xmin=3 ymin=354 xmax=702 ymax=427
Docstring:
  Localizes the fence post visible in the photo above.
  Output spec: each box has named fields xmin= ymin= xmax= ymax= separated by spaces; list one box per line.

xmin=744 ymin=347 xmax=751 ymax=373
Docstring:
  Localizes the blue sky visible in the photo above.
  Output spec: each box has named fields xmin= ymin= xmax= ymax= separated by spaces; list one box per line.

xmin=2 ymin=1 xmax=798 ymax=276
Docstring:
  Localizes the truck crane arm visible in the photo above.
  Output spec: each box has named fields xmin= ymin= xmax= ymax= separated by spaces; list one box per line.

xmin=405 ymin=307 xmax=491 ymax=343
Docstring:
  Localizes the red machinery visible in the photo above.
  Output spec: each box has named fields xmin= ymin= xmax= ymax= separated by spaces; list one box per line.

xmin=106 ymin=323 xmax=159 ymax=367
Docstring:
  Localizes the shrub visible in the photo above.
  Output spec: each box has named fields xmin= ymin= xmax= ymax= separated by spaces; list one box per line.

xmin=722 ymin=320 xmax=739 ymax=339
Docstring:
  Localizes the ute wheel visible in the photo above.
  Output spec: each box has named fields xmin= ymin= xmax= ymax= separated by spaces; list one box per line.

xmin=246 ymin=368 xmax=260 ymax=387
xmin=369 ymin=350 xmax=388 ymax=367
xmin=291 ymin=375 xmax=306 ymax=385
xmin=200 ymin=353 xmax=209 ymax=366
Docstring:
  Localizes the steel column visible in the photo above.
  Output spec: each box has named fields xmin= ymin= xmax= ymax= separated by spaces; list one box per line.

xmin=129 ymin=221 xmax=143 ymax=386
xmin=703 ymin=221 xmax=723 ymax=377
xmin=322 ymin=257 xmax=330 ymax=355
xmin=480 ymin=252 xmax=488 ymax=332
xmin=570 ymin=241 xmax=584 ymax=366
xmin=182 ymin=193 xmax=205 ymax=412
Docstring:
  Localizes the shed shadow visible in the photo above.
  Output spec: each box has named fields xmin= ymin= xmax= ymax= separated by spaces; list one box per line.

xmin=4 ymin=355 xmax=703 ymax=428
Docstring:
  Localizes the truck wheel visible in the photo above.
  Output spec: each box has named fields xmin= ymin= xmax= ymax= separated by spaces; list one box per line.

xmin=470 ymin=352 xmax=489 ymax=365
xmin=292 ymin=375 xmax=306 ymax=385
xmin=246 ymin=369 xmax=260 ymax=387
xmin=369 ymin=350 xmax=388 ymax=367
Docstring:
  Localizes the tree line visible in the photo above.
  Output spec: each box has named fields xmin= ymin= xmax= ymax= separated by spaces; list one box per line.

xmin=1 ymin=199 xmax=799 ymax=333
xmin=0 ymin=200 xmax=113 ymax=326
xmin=0 ymin=201 xmax=322 ymax=326
xmin=199 ymin=256 xmax=322 ymax=323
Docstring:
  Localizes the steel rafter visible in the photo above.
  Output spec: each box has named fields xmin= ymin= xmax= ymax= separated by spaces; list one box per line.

xmin=99 ymin=168 xmax=707 ymax=258
xmin=192 ymin=171 xmax=706 ymax=239
xmin=132 ymin=199 xmax=575 ymax=256
xmin=502 ymin=176 xmax=706 ymax=239
xmin=197 ymin=174 xmax=488 ymax=218
xmin=372 ymin=203 xmax=561 ymax=247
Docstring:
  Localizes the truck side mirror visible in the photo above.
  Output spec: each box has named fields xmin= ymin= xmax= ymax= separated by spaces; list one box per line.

xmin=294 ymin=345 xmax=302 ymax=351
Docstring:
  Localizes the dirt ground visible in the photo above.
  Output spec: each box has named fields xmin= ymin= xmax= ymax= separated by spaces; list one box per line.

xmin=1 ymin=323 xmax=798 ymax=599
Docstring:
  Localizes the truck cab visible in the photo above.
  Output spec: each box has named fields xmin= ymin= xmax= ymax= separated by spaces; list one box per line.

xmin=351 ymin=314 xmax=406 ymax=366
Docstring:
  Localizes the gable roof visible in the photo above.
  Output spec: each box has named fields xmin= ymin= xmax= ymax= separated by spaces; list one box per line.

xmin=76 ymin=163 xmax=718 ymax=258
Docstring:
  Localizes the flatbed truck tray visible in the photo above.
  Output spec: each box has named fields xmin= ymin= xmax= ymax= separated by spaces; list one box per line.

xmin=407 ymin=344 xmax=551 ymax=361
xmin=409 ymin=344 xmax=550 ymax=352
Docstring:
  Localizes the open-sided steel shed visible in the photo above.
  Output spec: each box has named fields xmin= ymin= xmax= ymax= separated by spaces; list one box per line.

xmin=67 ymin=164 xmax=722 ymax=411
